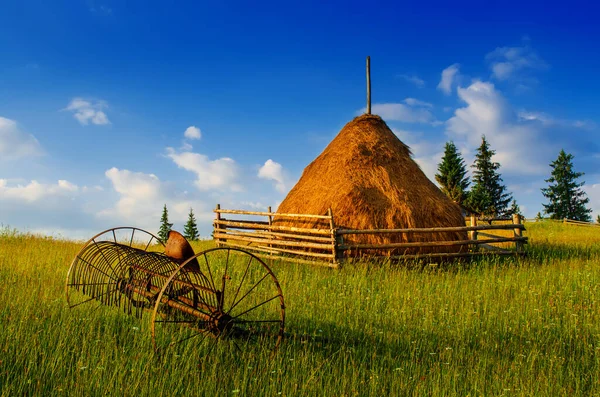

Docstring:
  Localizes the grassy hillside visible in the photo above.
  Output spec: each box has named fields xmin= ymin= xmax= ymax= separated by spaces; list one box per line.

xmin=1 ymin=222 xmax=599 ymax=396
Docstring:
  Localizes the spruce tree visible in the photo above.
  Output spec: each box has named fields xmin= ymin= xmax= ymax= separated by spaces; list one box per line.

xmin=541 ymin=149 xmax=591 ymax=222
xmin=466 ymin=136 xmax=513 ymax=217
xmin=435 ymin=141 xmax=470 ymax=205
xmin=535 ymin=212 xmax=543 ymax=221
xmin=158 ymin=204 xmax=173 ymax=242
xmin=183 ymin=208 xmax=199 ymax=241
xmin=596 ymin=214 xmax=600 ymax=224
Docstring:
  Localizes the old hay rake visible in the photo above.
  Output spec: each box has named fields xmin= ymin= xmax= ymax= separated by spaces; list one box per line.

xmin=66 ymin=227 xmax=285 ymax=353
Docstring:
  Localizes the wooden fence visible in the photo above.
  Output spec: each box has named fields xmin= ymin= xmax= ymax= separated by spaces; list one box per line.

xmin=523 ymin=217 xmax=599 ymax=227
xmin=213 ymin=205 xmax=528 ymax=268
xmin=563 ymin=218 xmax=600 ymax=227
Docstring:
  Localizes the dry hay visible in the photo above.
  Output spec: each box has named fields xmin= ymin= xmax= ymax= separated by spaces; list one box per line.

xmin=274 ymin=114 xmax=468 ymax=256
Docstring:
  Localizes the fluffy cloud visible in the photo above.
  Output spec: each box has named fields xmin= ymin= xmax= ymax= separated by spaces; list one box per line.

xmin=397 ymin=74 xmax=425 ymax=87
xmin=65 ymin=98 xmax=110 ymax=125
xmin=184 ymin=126 xmax=202 ymax=140
xmin=446 ymin=80 xmax=551 ymax=176
xmin=0 ymin=179 xmax=78 ymax=202
xmin=486 ymin=45 xmax=548 ymax=81
xmin=360 ymin=103 xmax=436 ymax=124
xmin=258 ymin=159 xmax=287 ymax=193
xmin=165 ymin=148 xmax=241 ymax=191
xmin=583 ymin=182 xmax=600 ymax=221
xmin=99 ymin=167 xmax=213 ymax=232
xmin=437 ymin=64 xmax=460 ymax=95
xmin=0 ymin=117 xmax=43 ymax=160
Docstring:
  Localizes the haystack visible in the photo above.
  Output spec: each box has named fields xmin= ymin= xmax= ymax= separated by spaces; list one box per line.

xmin=275 ymin=114 xmax=467 ymax=256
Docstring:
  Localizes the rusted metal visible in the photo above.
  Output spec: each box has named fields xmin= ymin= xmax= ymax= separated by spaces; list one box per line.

xmin=66 ymin=227 xmax=285 ymax=354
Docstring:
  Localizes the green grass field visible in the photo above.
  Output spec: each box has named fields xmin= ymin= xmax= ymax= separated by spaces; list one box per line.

xmin=1 ymin=222 xmax=599 ymax=396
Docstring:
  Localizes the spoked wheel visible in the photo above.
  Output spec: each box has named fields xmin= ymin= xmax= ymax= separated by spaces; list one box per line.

xmin=66 ymin=227 xmax=164 ymax=311
xmin=151 ymin=247 xmax=285 ymax=355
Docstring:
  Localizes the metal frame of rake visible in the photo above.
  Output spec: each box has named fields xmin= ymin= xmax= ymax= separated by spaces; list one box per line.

xmin=66 ymin=227 xmax=285 ymax=354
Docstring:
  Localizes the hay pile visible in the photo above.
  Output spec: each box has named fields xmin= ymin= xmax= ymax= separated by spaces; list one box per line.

xmin=275 ymin=114 xmax=467 ymax=255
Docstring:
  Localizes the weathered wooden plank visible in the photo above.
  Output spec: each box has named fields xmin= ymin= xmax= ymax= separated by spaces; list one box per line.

xmin=337 ymin=224 xmax=525 ymax=235
xmin=215 ymin=209 xmax=331 ymax=220
xmin=214 ymin=219 xmax=332 ymax=235
xmin=338 ymin=236 xmax=527 ymax=251
xmin=213 ymin=232 xmax=333 ymax=250
xmin=212 ymin=228 xmax=334 ymax=243
xmin=477 ymin=232 xmax=506 ymax=239
xmin=221 ymin=241 xmax=335 ymax=260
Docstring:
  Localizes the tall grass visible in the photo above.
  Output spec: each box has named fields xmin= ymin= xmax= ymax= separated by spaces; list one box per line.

xmin=0 ymin=222 xmax=599 ymax=396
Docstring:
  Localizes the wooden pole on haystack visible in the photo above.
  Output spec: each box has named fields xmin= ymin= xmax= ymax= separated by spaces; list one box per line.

xmin=366 ymin=56 xmax=371 ymax=114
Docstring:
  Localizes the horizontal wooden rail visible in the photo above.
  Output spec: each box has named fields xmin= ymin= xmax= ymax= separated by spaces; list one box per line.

xmin=213 ymin=232 xmax=333 ymax=250
xmin=215 ymin=228 xmax=334 ymax=243
xmin=339 ymin=236 xmax=527 ymax=251
xmin=216 ymin=209 xmax=332 ymax=220
xmin=477 ymin=231 xmax=507 ymax=239
xmin=214 ymin=219 xmax=332 ymax=235
xmin=337 ymin=224 xmax=524 ymax=235
xmin=222 ymin=241 xmax=335 ymax=260
xmin=564 ymin=219 xmax=600 ymax=227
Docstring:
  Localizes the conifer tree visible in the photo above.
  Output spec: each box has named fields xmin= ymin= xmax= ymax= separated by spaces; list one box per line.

xmin=183 ymin=208 xmax=199 ymax=241
xmin=541 ymin=149 xmax=591 ymax=222
xmin=466 ymin=136 xmax=513 ymax=217
xmin=435 ymin=141 xmax=470 ymax=205
xmin=158 ymin=204 xmax=173 ymax=242
xmin=535 ymin=212 xmax=543 ymax=221
xmin=596 ymin=214 xmax=600 ymax=224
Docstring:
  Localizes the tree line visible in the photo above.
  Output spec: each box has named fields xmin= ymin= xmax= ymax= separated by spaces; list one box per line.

xmin=435 ymin=136 xmax=593 ymax=222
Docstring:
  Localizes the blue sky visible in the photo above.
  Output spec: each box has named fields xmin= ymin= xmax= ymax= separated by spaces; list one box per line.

xmin=1 ymin=0 xmax=599 ymax=239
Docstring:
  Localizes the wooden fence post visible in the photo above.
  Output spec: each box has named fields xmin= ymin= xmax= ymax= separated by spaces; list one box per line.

xmin=328 ymin=208 xmax=338 ymax=267
xmin=267 ymin=206 xmax=273 ymax=260
xmin=470 ymin=215 xmax=478 ymax=252
xmin=214 ymin=204 xmax=221 ymax=247
xmin=513 ymin=213 xmax=523 ymax=253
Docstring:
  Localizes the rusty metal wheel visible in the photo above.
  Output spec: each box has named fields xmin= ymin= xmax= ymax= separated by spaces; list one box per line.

xmin=151 ymin=247 xmax=285 ymax=355
xmin=65 ymin=227 xmax=165 ymax=312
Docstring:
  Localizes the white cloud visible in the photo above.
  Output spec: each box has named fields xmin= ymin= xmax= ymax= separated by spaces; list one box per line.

xmin=258 ymin=159 xmax=287 ymax=193
xmin=166 ymin=148 xmax=241 ymax=191
xmin=99 ymin=167 xmax=213 ymax=233
xmin=403 ymin=98 xmax=433 ymax=108
xmin=397 ymin=74 xmax=425 ymax=87
xmin=359 ymin=103 xmax=436 ymax=124
xmin=0 ymin=117 xmax=43 ymax=160
xmin=584 ymin=183 xmax=600 ymax=222
xmin=486 ymin=45 xmax=548 ymax=81
xmin=65 ymin=98 xmax=111 ymax=125
xmin=437 ymin=64 xmax=460 ymax=95
xmin=446 ymin=80 xmax=550 ymax=175
xmin=0 ymin=179 xmax=78 ymax=202
xmin=184 ymin=126 xmax=202 ymax=140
